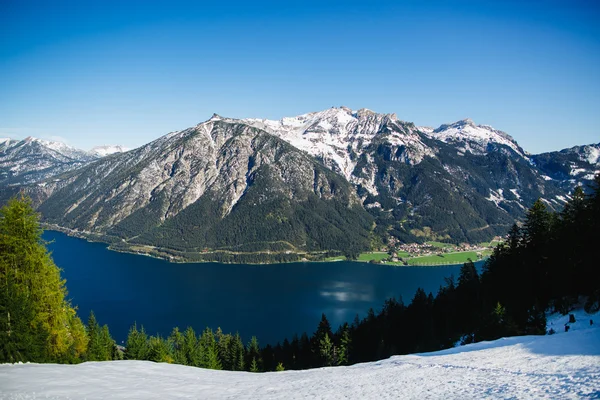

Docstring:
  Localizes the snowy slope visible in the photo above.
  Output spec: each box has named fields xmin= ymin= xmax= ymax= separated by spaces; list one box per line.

xmin=425 ymin=119 xmax=525 ymax=156
xmin=2 ymin=321 xmax=599 ymax=399
xmin=243 ymin=106 xmax=434 ymax=180
xmin=89 ymin=145 xmax=129 ymax=157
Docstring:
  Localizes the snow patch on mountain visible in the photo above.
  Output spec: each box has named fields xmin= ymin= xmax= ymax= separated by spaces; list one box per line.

xmin=426 ymin=119 xmax=524 ymax=156
xmin=570 ymin=168 xmax=588 ymax=176
xmin=487 ymin=188 xmax=504 ymax=206
xmin=89 ymin=145 xmax=129 ymax=157
xmin=582 ymin=145 xmax=600 ymax=165
xmin=417 ymin=126 xmax=434 ymax=135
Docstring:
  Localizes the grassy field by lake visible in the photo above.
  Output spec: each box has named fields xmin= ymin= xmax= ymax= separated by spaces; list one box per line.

xmin=358 ymin=252 xmax=389 ymax=261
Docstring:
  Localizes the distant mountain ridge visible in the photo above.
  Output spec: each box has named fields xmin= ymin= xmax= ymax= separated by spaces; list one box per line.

xmin=531 ymin=143 xmax=600 ymax=192
xmin=1 ymin=107 xmax=597 ymax=260
xmin=0 ymin=137 xmax=128 ymax=188
xmin=0 ymin=136 xmax=96 ymax=187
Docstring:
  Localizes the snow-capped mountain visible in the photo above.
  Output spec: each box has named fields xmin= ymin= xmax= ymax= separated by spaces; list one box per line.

xmin=89 ymin=145 xmax=129 ymax=157
xmin=2 ymin=107 xmax=594 ymax=252
xmin=247 ymin=108 xmax=562 ymax=242
xmin=422 ymin=118 xmax=525 ymax=157
xmin=0 ymin=137 xmax=97 ymax=187
xmin=244 ymin=107 xmax=434 ymax=183
xmin=531 ymin=143 xmax=600 ymax=191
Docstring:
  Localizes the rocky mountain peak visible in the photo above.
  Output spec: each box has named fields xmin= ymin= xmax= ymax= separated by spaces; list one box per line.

xmin=428 ymin=118 xmax=523 ymax=156
xmin=237 ymin=107 xmax=431 ymax=181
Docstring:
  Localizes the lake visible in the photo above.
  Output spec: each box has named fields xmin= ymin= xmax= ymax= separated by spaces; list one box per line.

xmin=44 ymin=230 xmax=480 ymax=346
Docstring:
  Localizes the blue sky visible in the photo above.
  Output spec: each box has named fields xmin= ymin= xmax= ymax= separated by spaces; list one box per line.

xmin=1 ymin=0 xmax=598 ymax=152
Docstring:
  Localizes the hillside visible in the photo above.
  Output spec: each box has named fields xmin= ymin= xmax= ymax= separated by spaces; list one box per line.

xmin=32 ymin=118 xmax=374 ymax=261
xmin=2 ymin=314 xmax=598 ymax=399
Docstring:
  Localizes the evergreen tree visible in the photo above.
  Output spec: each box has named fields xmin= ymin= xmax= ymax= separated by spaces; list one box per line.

xmin=336 ymin=323 xmax=351 ymax=366
xmin=0 ymin=195 xmax=87 ymax=363
xmin=456 ymin=259 xmax=480 ymax=335
xmin=506 ymin=223 xmax=521 ymax=252
xmin=125 ymin=323 xmax=149 ymax=360
xmin=522 ymin=199 xmax=552 ymax=246
xmin=100 ymin=325 xmax=117 ymax=360
xmin=319 ymin=333 xmax=333 ymax=366
xmin=215 ymin=328 xmax=235 ymax=370
xmin=250 ymin=357 xmax=259 ymax=372
xmin=199 ymin=328 xmax=222 ymax=370
xmin=86 ymin=312 xmax=101 ymax=361
xmin=147 ymin=334 xmax=173 ymax=363
xmin=246 ymin=336 xmax=261 ymax=372
xmin=313 ymin=314 xmax=333 ymax=366
xmin=182 ymin=326 xmax=202 ymax=367
xmin=168 ymin=327 xmax=187 ymax=365
xmin=232 ymin=333 xmax=245 ymax=371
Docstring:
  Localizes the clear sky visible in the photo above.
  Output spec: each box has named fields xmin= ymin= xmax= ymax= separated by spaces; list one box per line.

xmin=1 ymin=0 xmax=599 ymax=153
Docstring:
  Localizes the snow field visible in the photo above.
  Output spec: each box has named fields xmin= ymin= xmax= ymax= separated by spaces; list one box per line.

xmin=1 ymin=313 xmax=599 ymax=399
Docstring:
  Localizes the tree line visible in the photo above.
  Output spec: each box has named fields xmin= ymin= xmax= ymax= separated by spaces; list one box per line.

xmin=1 ymin=175 xmax=599 ymax=369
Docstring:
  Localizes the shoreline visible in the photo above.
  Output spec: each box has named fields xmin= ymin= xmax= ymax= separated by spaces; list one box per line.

xmin=42 ymin=224 xmax=488 ymax=267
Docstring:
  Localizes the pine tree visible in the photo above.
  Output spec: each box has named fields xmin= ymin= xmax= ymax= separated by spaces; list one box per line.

xmin=0 ymin=195 xmax=88 ymax=363
xmin=215 ymin=327 xmax=234 ymax=370
xmin=456 ymin=259 xmax=480 ymax=335
xmin=250 ymin=357 xmax=259 ymax=372
xmin=125 ymin=323 xmax=149 ymax=360
xmin=246 ymin=336 xmax=261 ymax=372
xmin=147 ymin=334 xmax=173 ymax=363
xmin=319 ymin=333 xmax=333 ymax=366
xmin=313 ymin=314 xmax=333 ymax=366
xmin=336 ymin=324 xmax=351 ymax=366
xmin=506 ymin=223 xmax=521 ymax=252
xmin=232 ymin=333 xmax=245 ymax=371
xmin=522 ymin=199 xmax=551 ymax=246
xmin=182 ymin=326 xmax=202 ymax=367
xmin=168 ymin=327 xmax=187 ymax=365
xmin=199 ymin=327 xmax=222 ymax=370
xmin=99 ymin=325 xmax=116 ymax=361
xmin=86 ymin=311 xmax=102 ymax=361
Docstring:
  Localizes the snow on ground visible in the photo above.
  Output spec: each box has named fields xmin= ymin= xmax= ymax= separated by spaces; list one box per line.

xmin=2 ymin=313 xmax=599 ymax=399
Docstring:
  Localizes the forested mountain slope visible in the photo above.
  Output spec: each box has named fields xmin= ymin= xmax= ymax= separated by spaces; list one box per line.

xmin=32 ymin=117 xmax=374 ymax=258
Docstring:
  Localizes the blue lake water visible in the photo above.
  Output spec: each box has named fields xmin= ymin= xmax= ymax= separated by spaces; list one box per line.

xmin=44 ymin=230 xmax=480 ymax=346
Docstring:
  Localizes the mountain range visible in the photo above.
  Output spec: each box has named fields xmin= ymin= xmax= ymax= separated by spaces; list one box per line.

xmin=1 ymin=107 xmax=598 ymax=262
xmin=0 ymin=137 xmax=126 ymax=186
